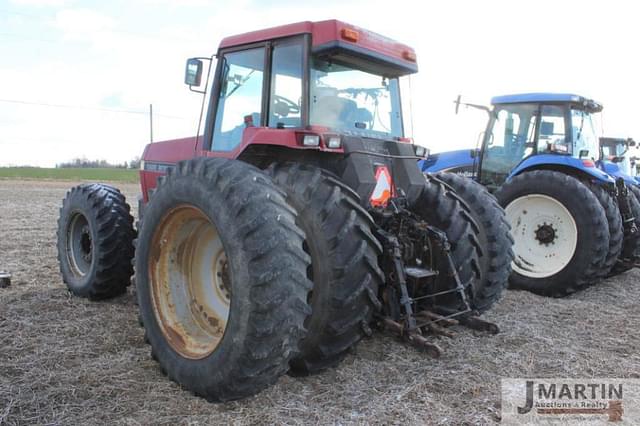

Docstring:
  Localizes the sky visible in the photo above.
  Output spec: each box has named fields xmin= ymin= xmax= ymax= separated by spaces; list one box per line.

xmin=1 ymin=0 xmax=639 ymax=167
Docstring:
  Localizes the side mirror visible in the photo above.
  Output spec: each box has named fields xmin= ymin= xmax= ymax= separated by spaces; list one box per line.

xmin=628 ymin=138 xmax=637 ymax=147
xmin=185 ymin=58 xmax=203 ymax=86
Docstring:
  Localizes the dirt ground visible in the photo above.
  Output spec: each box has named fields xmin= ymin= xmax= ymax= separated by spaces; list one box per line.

xmin=1 ymin=179 xmax=639 ymax=425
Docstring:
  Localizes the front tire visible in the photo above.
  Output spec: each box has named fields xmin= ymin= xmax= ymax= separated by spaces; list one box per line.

xmin=56 ymin=183 xmax=135 ymax=300
xmin=495 ymin=171 xmax=609 ymax=296
xmin=135 ymin=158 xmax=312 ymax=401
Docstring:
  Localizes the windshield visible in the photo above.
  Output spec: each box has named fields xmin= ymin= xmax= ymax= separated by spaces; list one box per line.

xmin=571 ymin=109 xmax=599 ymax=160
xmin=310 ymin=57 xmax=403 ymax=138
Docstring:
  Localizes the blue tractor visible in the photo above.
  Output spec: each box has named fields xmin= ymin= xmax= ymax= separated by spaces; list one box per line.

xmin=599 ymin=136 xmax=640 ymax=185
xmin=422 ymin=93 xmax=640 ymax=297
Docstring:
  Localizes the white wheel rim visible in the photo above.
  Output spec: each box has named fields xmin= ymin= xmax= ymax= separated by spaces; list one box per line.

xmin=505 ymin=194 xmax=578 ymax=278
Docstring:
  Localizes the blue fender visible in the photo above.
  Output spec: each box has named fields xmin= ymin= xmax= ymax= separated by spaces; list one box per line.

xmin=508 ymin=154 xmax=615 ymax=184
xmin=419 ymin=149 xmax=476 ymax=175
xmin=598 ymin=161 xmax=639 ymax=186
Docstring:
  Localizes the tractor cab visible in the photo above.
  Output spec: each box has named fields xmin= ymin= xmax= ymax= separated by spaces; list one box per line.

xmin=142 ymin=20 xmax=426 ymax=207
xmin=478 ymin=93 xmax=602 ymax=189
xmin=184 ymin=21 xmax=415 ymax=154
xmin=599 ymin=136 xmax=637 ymax=179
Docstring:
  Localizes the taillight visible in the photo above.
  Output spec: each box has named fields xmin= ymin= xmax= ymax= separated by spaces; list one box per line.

xmin=582 ymin=159 xmax=596 ymax=168
xmin=370 ymin=165 xmax=394 ymax=207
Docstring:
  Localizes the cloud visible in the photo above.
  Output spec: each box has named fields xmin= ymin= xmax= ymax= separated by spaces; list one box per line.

xmin=10 ymin=0 xmax=72 ymax=6
xmin=54 ymin=8 xmax=115 ymax=37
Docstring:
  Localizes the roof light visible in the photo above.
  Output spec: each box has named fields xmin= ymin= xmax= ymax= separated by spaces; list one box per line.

xmin=302 ymin=134 xmax=320 ymax=146
xmin=402 ymin=50 xmax=417 ymax=62
xmin=340 ymin=28 xmax=359 ymax=42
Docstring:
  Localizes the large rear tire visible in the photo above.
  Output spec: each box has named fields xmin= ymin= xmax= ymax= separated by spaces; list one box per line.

xmin=410 ymin=175 xmax=488 ymax=312
xmin=586 ymin=183 xmax=623 ymax=278
xmin=434 ymin=173 xmax=513 ymax=312
xmin=135 ymin=158 xmax=312 ymax=401
xmin=57 ymin=183 xmax=135 ymax=300
xmin=495 ymin=170 xmax=609 ymax=296
xmin=268 ymin=163 xmax=383 ymax=375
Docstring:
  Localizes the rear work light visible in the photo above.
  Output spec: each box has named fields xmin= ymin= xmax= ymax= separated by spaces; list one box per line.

xmin=302 ymin=135 xmax=320 ymax=146
xmin=370 ymin=165 xmax=394 ymax=208
xmin=327 ymin=136 xmax=341 ymax=149
xmin=414 ymin=145 xmax=429 ymax=158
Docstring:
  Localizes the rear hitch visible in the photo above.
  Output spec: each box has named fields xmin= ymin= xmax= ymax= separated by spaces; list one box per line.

xmin=459 ymin=316 xmax=500 ymax=334
xmin=614 ymin=178 xmax=640 ymax=263
xmin=382 ymin=318 xmax=443 ymax=358
xmin=373 ymin=199 xmax=499 ymax=358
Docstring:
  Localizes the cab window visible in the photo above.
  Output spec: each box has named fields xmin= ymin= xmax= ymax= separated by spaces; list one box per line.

xmin=269 ymin=40 xmax=303 ymax=128
xmin=212 ymin=48 xmax=265 ymax=151
xmin=537 ymin=105 xmax=568 ymax=154
xmin=480 ymin=103 xmax=537 ymax=188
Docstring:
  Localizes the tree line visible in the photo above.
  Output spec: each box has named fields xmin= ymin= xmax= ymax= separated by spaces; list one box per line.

xmin=56 ymin=157 xmax=141 ymax=169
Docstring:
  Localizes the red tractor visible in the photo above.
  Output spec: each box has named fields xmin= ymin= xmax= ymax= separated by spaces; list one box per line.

xmin=56 ymin=20 xmax=513 ymax=401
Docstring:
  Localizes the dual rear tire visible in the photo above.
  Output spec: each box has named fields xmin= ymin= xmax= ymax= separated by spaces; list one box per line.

xmin=434 ymin=173 xmax=513 ymax=312
xmin=57 ymin=159 xmax=510 ymax=401
xmin=134 ymin=158 xmax=312 ymax=401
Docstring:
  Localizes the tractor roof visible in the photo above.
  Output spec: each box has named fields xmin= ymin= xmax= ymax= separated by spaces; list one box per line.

xmin=219 ymin=20 xmax=418 ymax=76
xmin=491 ymin=93 xmax=603 ymax=112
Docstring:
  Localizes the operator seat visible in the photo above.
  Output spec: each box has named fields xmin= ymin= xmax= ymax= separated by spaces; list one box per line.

xmin=312 ymin=96 xmax=358 ymax=130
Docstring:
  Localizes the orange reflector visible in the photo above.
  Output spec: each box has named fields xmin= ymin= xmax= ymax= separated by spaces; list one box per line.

xmin=341 ymin=28 xmax=359 ymax=42
xmin=370 ymin=166 xmax=393 ymax=207
xmin=403 ymin=50 xmax=417 ymax=62
xmin=582 ymin=159 xmax=596 ymax=168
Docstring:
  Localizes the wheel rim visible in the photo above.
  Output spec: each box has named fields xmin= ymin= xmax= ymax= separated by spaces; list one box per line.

xmin=66 ymin=212 xmax=93 ymax=276
xmin=149 ymin=205 xmax=230 ymax=359
xmin=505 ymin=194 xmax=578 ymax=278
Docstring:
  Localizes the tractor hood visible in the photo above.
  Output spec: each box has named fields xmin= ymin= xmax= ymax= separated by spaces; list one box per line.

xmin=419 ymin=149 xmax=477 ymax=176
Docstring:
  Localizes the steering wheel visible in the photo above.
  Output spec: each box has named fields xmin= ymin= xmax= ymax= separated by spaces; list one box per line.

xmin=272 ymin=95 xmax=300 ymax=117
